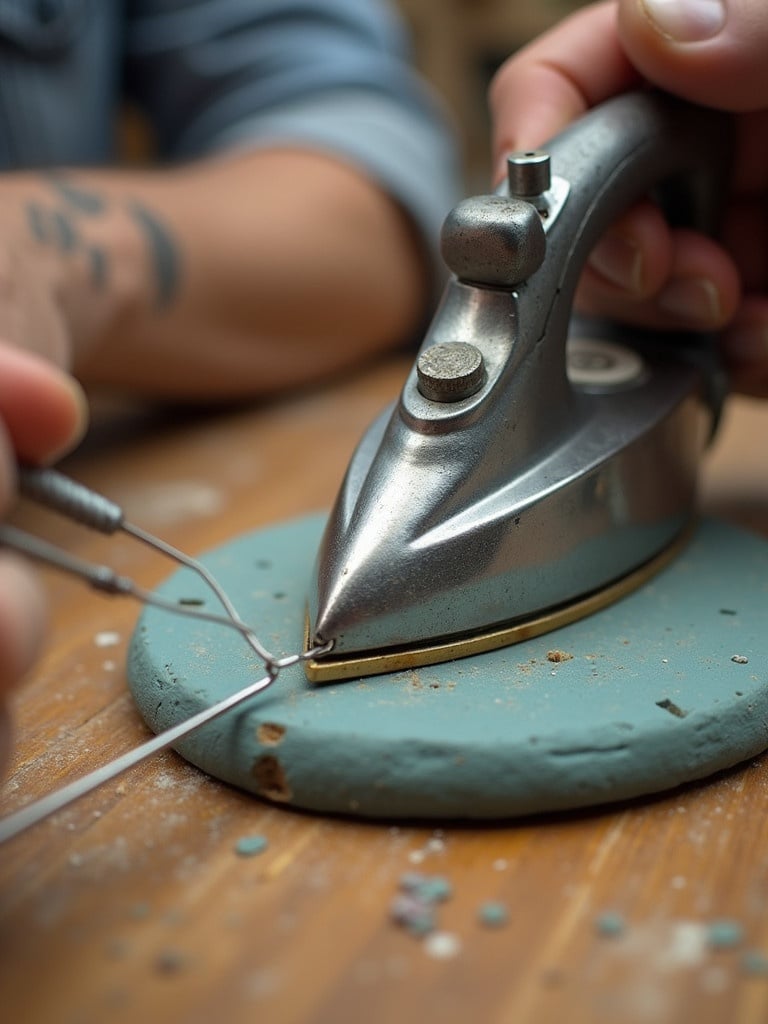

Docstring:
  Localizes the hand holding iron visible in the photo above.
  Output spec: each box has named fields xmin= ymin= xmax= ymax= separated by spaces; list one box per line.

xmin=489 ymin=0 xmax=768 ymax=397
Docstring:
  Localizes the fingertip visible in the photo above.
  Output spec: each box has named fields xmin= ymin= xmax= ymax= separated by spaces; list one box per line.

xmin=489 ymin=1 xmax=639 ymax=181
xmin=0 ymin=345 xmax=89 ymax=465
xmin=43 ymin=375 xmax=89 ymax=465
xmin=619 ymin=0 xmax=768 ymax=110
xmin=586 ymin=200 xmax=673 ymax=297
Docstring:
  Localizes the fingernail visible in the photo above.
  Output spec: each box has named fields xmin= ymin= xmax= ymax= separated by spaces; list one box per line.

xmin=724 ymin=324 xmax=768 ymax=363
xmin=657 ymin=277 xmax=722 ymax=323
xmin=43 ymin=376 xmax=90 ymax=465
xmin=640 ymin=0 xmax=726 ymax=42
xmin=588 ymin=233 xmax=644 ymax=293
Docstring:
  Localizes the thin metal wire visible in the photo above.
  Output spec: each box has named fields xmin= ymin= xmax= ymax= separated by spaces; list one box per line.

xmin=0 ymin=641 xmax=331 ymax=844
xmin=122 ymin=521 xmax=276 ymax=666
xmin=0 ymin=524 xmax=289 ymax=654
xmin=0 ymin=468 xmax=335 ymax=843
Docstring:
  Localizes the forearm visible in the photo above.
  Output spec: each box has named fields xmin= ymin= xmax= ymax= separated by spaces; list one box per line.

xmin=2 ymin=148 xmax=430 ymax=399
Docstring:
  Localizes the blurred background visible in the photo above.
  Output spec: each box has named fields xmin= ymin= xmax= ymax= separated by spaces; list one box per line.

xmin=395 ymin=0 xmax=590 ymax=190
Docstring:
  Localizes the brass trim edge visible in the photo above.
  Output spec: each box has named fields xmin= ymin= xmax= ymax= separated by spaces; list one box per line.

xmin=303 ymin=523 xmax=694 ymax=683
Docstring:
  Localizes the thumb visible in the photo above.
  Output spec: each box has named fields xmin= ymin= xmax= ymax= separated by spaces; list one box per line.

xmin=0 ymin=345 xmax=88 ymax=466
xmin=619 ymin=0 xmax=768 ymax=110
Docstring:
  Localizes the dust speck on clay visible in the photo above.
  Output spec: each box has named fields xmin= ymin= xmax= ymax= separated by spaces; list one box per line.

xmin=546 ymin=650 xmax=573 ymax=663
xmin=656 ymin=698 xmax=687 ymax=719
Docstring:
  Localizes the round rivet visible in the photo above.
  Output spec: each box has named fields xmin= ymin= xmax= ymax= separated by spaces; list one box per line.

xmin=417 ymin=342 xmax=486 ymax=402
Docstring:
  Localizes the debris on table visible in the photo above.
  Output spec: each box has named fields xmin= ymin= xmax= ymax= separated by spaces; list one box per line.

xmin=234 ymin=834 xmax=269 ymax=858
xmin=477 ymin=901 xmax=509 ymax=929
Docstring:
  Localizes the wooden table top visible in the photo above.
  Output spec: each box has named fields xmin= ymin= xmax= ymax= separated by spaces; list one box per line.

xmin=2 ymin=353 xmax=767 ymax=1024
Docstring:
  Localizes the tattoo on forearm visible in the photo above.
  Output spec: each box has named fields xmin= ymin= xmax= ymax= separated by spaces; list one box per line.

xmin=87 ymin=245 xmax=108 ymax=290
xmin=50 ymin=209 xmax=79 ymax=251
xmin=126 ymin=200 xmax=179 ymax=311
xmin=25 ymin=174 xmax=181 ymax=311
xmin=26 ymin=202 xmax=48 ymax=244
xmin=45 ymin=174 xmax=107 ymax=216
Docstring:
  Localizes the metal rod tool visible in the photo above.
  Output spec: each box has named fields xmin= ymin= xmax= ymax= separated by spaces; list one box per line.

xmin=0 ymin=467 xmax=332 ymax=842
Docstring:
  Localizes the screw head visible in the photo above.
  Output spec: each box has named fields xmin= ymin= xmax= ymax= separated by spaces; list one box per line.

xmin=417 ymin=342 xmax=486 ymax=403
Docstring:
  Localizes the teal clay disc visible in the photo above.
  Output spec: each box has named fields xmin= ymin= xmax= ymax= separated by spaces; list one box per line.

xmin=127 ymin=516 xmax=768 ymax=819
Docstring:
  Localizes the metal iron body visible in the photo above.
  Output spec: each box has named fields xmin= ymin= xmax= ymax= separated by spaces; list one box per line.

xmin=306 ymin=92 xmax=733 ymax=681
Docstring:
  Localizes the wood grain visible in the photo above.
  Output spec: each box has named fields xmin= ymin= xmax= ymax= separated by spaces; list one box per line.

xmin=1 ymin=355 xmax=767 ymax=1024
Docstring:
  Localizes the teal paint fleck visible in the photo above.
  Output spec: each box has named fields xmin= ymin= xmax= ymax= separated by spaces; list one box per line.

xmin=594 ymin=911 xmax=626 ymax=938
xmin=708 ymin=919 xmax=744 ymax=950
xmin=390 ymin=894 xmax=437 ymax=936
xmin=741 ymin=950 xmax=768 ymax=976
xmin=393 ymin=873 xmax=453 ymax=936
xmin=478 ymin=901 xmax=509 ymax=928
xmin=234 ymin=834 xmax=269 ymax=857
xmin=399 ymin=873 xmax=452 ymax=904
xmin=417 ymin=877 xmax=453 ymax=904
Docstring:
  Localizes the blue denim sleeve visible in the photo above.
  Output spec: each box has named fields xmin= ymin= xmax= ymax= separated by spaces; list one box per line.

xmin=124 ymin=0 xmax=460 ymax=277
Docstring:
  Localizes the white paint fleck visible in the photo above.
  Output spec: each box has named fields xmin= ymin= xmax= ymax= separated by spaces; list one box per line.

xmin=408 ymin=850 xmax=426 ymax=865
xmin=426 ymin=837 xmax=446 ymax=854
xmin=670 ymin=875 xmax=687 ymax=890
xmin=153 ymin=771 xmax=178 ymax=791
xmin=664 ymin=922 xmax=708 ymax=969
xmin=424 ymin=931 xmax=462 ymax=959
xmin=94 ymin=631 xmax=121 ymax=648
xmin=493 ymin=858 xmax=509 ymax=872
xmin=102 ymin=659 xmax=117 ymax=672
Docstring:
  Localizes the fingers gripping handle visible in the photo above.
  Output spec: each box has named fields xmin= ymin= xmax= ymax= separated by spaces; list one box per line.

xmin=538 ymin=90 xmax=733 ymax=323
xmin=440 ymin=90 xmax=732 ymax=347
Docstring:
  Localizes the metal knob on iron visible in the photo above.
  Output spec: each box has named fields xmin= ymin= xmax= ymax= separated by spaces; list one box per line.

xmin=440 ymin=194 xmax=546 ymax=288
